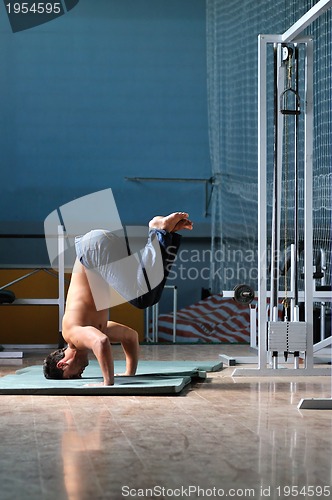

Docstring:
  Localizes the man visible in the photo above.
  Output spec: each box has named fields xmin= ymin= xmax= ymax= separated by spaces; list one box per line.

xmin=43 ymin=212 xmax=193 ymax=385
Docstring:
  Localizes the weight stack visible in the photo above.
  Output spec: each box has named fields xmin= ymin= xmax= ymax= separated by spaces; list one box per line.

xmin=268 ymin=321 xmax=307 ymax=352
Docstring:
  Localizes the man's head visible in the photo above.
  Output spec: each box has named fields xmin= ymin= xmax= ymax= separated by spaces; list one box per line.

xmin=43 ymin=348 xmax=88 ymax=380
xmin=43 ymin=348 xmax=67 ymax=379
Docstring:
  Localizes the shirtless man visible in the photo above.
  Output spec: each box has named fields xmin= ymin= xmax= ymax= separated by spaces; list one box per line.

xmin=43 ymin=212 xmax=193 ymax=385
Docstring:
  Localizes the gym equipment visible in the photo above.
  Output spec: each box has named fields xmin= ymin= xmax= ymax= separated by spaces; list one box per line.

xmin=228 ymin=0 xmax=332 ymax=382
xmin=0 ymin=289 xmax=16 ymax=304
xmin=0 ymin=227 xmax=66 ymax=356
xmin=233 ymin=284 xmax=255 ymax=305
xmin=0 ymin=289 xmax=16 ymax=356
xmin=279 ymin=47 xmax=301 ymax=116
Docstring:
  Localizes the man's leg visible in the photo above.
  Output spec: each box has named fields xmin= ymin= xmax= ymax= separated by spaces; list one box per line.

xmin=127 ymin=212 xmax=192 ymax=309
xmin=129 ymin=228 xmax=182 ymax=309
xmin=80 ymin=212 xmax=192 ymax=310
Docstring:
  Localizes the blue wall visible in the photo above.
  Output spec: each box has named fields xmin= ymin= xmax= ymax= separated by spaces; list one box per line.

xmin=0 ymin=0 xmax=210 ymax=232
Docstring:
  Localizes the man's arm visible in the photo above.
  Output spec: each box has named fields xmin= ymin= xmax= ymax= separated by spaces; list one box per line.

xmin=90 ymin=333 xmax=114 ymax=385
xmin=106 ymin=321 xmax=139 ymax=376
xmin=67 ymin=326 xmax=114 ymax=385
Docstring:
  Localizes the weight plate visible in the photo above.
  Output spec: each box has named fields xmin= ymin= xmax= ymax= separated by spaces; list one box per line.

xmin=233 ymin=284 xmax=255 ymax=305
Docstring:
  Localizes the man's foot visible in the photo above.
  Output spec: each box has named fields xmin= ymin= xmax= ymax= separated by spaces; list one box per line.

xmin=149 ymin=212 xmax=193 ymax=232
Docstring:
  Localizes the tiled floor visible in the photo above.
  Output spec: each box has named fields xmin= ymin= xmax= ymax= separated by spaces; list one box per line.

xmin=0 ymin=344 xmax=331 ymax=500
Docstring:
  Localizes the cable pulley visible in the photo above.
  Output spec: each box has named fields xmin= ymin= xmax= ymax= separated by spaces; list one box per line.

xmin=280 ymin=45 xmax=301 ymax=115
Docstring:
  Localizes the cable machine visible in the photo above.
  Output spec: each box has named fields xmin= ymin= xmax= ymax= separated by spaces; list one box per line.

xmin=267 ymin=42 xmax=306 ymax=370
xmin=231 ymin=0 xmax=332 ymax=379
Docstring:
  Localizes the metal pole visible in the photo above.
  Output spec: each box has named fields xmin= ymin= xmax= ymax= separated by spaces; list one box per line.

xmin=290 ymin=243 xmax=296 ymax=321
xmin=320 ymin=249 xmax=326 ymax=341
xmin=304 ymin=38 xmax=314 ymax=369
xmin=270 ymin=44 xmax=279 ymax=320
xmin=145 ymin=307 xmax=150 ymax=342
xmin=257 ymin=35 xmax=269 ymax=369
xmin=173 ymin=286 xmax=177 ymax=343
xmin=282 ymin=0 xmax=332 ymax=43
xmin=293 ymin=45 xmax=300 ymax=308
xmin=250 ymin=305 xmax=257 ymax=349
xmin=154 ymin=302 xmax=159 ymax=342
xmin=58 ymin=225 xmax=65 ymax=348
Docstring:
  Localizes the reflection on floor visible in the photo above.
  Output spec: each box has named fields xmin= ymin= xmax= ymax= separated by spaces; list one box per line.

xmin=0 ymin=344 xmax=331 ymax=500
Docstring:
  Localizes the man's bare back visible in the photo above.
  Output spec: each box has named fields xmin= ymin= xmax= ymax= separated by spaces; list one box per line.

xmin=64 ymin=259 xmax=109 ymax=337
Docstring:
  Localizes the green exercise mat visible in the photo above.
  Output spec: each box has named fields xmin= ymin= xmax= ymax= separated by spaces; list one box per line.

xmin=0 ymin=359 xmax=222 ymax=396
